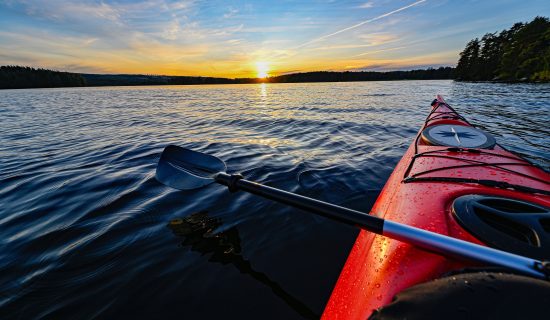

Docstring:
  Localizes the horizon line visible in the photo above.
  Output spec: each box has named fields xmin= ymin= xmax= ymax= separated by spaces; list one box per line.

xmin=1 ymin=64 xmax=455 ymax=80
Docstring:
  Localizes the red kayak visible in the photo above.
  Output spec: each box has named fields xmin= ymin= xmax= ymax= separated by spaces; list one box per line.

xmin=322 ymin=95 xmax=550 ymax=319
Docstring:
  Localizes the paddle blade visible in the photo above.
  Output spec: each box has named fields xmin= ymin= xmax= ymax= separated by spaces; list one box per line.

xmin=156 ymin=145 xmax=227 ymax=190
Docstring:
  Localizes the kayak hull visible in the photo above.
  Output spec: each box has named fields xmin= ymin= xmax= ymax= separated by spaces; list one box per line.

xmin=322 ymin=96 xmax=550 ymax=319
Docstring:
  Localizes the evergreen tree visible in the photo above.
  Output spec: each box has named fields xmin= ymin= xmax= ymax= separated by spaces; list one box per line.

xmin=479 ymin=33 xmax=503 ymax=80
xmin=457 ymin=17 xmax=550 ymax=82
xmin=0 ymin=66 xmax=87 ymax=89
xmin=456 ymin=39 xmax=481 ymax=80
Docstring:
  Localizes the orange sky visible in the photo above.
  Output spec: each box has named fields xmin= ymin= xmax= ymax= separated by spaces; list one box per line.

xmin=1 ymin=1 xmax=547 ymax=77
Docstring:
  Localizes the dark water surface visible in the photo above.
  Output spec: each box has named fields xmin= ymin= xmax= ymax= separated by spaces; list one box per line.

xmin=1 ymin=81 xmax=549 ymax=319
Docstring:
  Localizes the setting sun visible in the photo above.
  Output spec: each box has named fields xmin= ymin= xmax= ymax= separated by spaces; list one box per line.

xmin=256 ymin=61 xmax=269 ymax=78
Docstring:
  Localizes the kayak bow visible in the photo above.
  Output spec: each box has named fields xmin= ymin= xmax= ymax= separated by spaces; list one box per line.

xmin=322 ymin=95 xmax=550 ymax=319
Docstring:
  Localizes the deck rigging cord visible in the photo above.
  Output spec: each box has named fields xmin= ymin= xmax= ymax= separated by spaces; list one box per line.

xmin=404 ymin=100 xmax=550 ymax=195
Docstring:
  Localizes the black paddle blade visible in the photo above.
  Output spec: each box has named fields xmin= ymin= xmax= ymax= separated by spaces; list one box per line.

xmin=156 ymin=145 xmax=227 ymax=190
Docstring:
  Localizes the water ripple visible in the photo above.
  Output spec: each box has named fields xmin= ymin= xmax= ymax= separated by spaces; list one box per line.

xmin=0 ymin=81 xmax=548 ymax=319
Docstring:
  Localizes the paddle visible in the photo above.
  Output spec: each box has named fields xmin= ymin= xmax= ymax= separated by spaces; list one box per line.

xmin=156 ymin=145 xmax=549 ymax=280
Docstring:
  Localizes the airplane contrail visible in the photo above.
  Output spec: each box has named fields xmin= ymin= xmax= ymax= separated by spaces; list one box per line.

xmin=352 ymin=46 xmax=408 ymax=57
xmin=294 ymin=0 xmax=427 ymax=49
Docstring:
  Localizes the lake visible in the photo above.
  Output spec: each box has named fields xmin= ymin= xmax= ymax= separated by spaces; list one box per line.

xmin=1 ymin=80 xmax=549 ymax=319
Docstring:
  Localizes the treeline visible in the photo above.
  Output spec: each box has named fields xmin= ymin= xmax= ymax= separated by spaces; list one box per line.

xmin=1 ymin=66 xmax=455 ymax=89
xmin=456 ymin=16 xmax=550 ymax=81
xmin=0 ymin=66 xmax=86 ymax=89
xmin=83 ymin=67 xmax=454 ymax=86
xmin=265 ymin=67 xmax=454 ymax=83
xmin=82 ymin=73 xmax=235 ymax=86
xmin=82 ymin=68 xmax=454 ymax=86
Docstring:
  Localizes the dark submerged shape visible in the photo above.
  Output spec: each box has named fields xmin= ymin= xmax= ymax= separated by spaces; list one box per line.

xmin=155 ymin=145 xmax=548 ymax=280
xmin=1 ymin=82 xmax=548 ymax=319
xmin=167 ymin=211 xmax=319 ymax=319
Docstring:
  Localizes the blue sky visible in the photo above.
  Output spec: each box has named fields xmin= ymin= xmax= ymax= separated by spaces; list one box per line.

xmin=0 ymin=0 xmax=548 ymax=77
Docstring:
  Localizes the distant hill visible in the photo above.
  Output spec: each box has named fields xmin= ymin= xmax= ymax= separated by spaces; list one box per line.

xmin=1 ymin=66 xmax=455 ymax=89
xmin=265 ymin=68 xmax=454 ymax=83
xmin=81 ymin=73 xmax=235 ymax=86
xmin=81 ymin=67 xmax=454 ymax=86
xmin=456 ymin=16 xmax=550 ymax=82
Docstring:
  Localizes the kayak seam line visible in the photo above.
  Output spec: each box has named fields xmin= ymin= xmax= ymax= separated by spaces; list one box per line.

xmin=402 ymin=177 xmax=550 ymax=196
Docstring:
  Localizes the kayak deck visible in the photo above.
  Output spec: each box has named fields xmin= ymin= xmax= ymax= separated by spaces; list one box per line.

xmin=322 ymin=96 xmax=550 ymax=319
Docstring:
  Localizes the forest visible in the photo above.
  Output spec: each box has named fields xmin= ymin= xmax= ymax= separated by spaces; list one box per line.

xmin=0 ymin=66 xmax=86 ymax=89
xmin=82 ymin=73 xmax=235 ymax=86
xmin=264 ymin=67 xmax=454 ymax=83
xmin=2 ymin=16 xmax=549 ymax=89
xmin=455 ymin=16 xmax=550 ymax=81
xmin=1 ymin=66 xmax=454 ymax=89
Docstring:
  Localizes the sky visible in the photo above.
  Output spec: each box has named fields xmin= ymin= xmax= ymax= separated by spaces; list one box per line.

xmin=0 ymin=0 xmax=548 ymax=78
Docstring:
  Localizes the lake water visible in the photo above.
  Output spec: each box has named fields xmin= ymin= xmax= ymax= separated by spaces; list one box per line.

xmin=1 ymin=80 xmax=549 ymax=319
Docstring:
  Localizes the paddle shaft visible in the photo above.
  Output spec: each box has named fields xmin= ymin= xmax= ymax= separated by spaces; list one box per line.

xmin=215 ymin=172 xmax=548 ymax=279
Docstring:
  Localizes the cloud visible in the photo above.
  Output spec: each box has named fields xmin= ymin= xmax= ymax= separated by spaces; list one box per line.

xmin=169 ymin=0 xmax=195 ymax=11
xmin=223 ymin=7 xmax=239 ymax=19
xmin=352 ymin=46 xmax=407 ymax=57
xmin=295 ymin=0 xmax=426 ymax=49
xmin=0 ymin=0 xmax=460 ymax=77
xmin=15 ymin=1 xmax=121 ymax=24
xmin=240 ymin=25 xmax=317 ymax=33
xmin=344 ymin=49 xmax=457 ymax=71
xmin=225 ymin=39 xmax=243 ymax=45
xmin=306 ymin=33 xmax=400 ymax=52
xmin=161 ymin=19 xmax=182 ymax=40
xmin=357 ymin=2 xmax=374 ymax=9
xmin=210 ymin=24 xmax=244 ymax=36
xmin=358 ymin=33 xmax=400 ymax=46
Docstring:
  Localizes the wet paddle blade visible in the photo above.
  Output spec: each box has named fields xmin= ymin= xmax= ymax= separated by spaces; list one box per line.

xmin=156 ymin=145 xmax=227 ymax=190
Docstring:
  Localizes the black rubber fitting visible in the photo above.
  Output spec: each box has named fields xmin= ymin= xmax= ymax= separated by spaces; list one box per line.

xmin=227 ymin=174 xmax=243 ymax=193
xmin=535 ymin=261 xmax=550 ymax=278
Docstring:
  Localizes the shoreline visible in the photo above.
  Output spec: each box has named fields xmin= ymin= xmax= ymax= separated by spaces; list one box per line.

xmin=4 ymin=78 xmax=550 ymax=91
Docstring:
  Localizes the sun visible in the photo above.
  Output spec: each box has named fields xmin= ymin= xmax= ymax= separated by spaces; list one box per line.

xmin=256 ymin=61 xmax=269 ymax=78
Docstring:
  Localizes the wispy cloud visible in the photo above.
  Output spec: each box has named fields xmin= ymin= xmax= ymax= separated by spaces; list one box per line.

xmin=357 ymin=2 xmax=374 ymax=9
xmin=223 ymin=7 xmax=239 ymax=19
xmin=295 ymin=0 xmax=426 ymax=49
xmin=26 ymin=1 xmax=120 ymax=22
xmin=352 ymin=46 xmax=407 ymax=57
xmin=3 ymin=0 xmax=541 ymax=77
xmin=358 ymin=33 xmax=400 ymax=46
xmin=311 ymin=33 xmax=400 ymax=51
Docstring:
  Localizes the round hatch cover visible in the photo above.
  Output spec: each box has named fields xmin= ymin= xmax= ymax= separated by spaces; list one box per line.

xmin=422 ymin=124 xmax=496 ymax=149
xmin=452 ymin=195 xmax=550 ymax=260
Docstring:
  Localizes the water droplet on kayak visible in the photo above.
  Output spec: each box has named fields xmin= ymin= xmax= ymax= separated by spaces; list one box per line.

xmin=375 ymin=283 xmax=381 ymax=288
xmin=170 ymin=218 xmax=184 ymax=225
xmin=376 ymin=295 xmax=383 ymax=301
